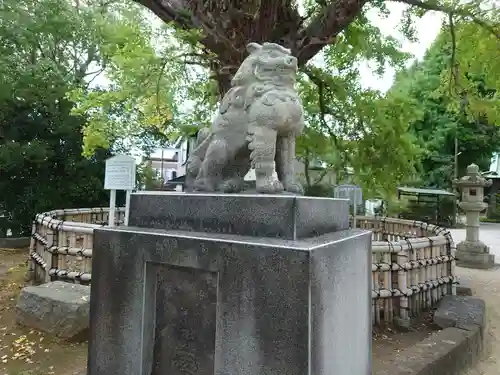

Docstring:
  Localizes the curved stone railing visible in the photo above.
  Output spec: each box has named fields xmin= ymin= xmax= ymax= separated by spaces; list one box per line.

xmin=28 ymin=208 xmax=125 ymax=284
xmin=355 ymin=216 xmax=456 ymax=326
xmin=29 ymin=209 xmax=456 ymax=327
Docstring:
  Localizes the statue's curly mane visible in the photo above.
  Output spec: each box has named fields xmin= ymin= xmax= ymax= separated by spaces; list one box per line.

xmin=231 ymin=43 xmax=296 ymax=87
xmin=224 ymin=43 xmax=297 ymax=111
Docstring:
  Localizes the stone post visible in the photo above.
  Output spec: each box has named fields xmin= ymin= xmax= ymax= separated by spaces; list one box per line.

xmin=87 ymin=193 xmax=373 ymax=375
xmin=453 ymin=163 xmax=494 ymax=269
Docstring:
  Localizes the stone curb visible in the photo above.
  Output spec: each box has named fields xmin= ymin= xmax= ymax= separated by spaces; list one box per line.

xmin=0 ymin=236 xmax=30 ymax=249
xmin=376 ymin=295 xmax=486 ymax=375
xmin=65 ymin=296 xmax=490 ymax=375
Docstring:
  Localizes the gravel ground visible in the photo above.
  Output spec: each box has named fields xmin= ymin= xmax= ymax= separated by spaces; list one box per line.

xmin=449 ymin=223 xmax=500 ymax=374
xmin=458 ymin=266 xmax=500 ymax=375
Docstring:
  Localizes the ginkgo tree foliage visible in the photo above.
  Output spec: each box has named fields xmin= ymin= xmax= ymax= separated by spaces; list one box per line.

xmin=64 ymin=1 xmax=187 ymax=156
xmin=0 ymin=0 xmax=125 ymax=234
xmin=70 ymin=0 xmax=499 ymax=198
xmin=68 ymin=22 xmax=221 ymax=157
xmin=72 ymin=0 xmax=421 ymax=196
xmin=441 ymin=12 xmax=500 ymax=125
xmin=0 ymin=0 xmax=198 ymax=233
xmin=389 ymin=20 xmax=500 ymax=189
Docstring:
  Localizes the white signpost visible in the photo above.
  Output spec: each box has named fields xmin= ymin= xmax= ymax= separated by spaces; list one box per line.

xmin=104 ymin=155 xmax=136 ymax=227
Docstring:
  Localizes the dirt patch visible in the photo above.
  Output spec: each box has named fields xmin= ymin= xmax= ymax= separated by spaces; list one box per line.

xmin=0 ymin=248 xmax=442 ymax=375
xmin=0 ymin=248 xmax=87 ymax=375
xmin=372 ymin=311 xmax=440 ymax=374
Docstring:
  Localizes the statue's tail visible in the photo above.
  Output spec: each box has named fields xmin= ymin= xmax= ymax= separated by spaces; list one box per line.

xmin=185 ymin=128 xmax=212 ymax=190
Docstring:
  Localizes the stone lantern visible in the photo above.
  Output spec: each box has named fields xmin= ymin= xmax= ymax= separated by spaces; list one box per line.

xmin=453 ymin=163 xmax=494 ymax=268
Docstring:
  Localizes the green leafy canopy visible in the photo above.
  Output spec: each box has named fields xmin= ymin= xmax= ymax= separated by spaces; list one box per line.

xmin=9 ymin=0 xmax=496 ymax=199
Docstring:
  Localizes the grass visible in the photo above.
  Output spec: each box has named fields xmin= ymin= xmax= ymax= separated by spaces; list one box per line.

xmin=480 ymin=217 xmax=500 ymax=223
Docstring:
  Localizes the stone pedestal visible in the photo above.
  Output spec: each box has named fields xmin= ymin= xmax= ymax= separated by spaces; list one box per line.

xmin=87 ymin=192 xmax=372 ymax=375
xmin=456 ymin=203 xmax=494 ymax=269
xmin=455 ymin=247 xmax=494 ymax=269
xmin=454 ymin=164 xmax=494 ymax=269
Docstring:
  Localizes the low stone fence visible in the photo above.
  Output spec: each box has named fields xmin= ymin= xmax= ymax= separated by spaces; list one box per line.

xmin=355 ymin=216 xmax=457 ymax=326
xmin=28 ymin=208 xmax=125 ymax=284
xmin=28 ymin=209 xmax=456 ymax=327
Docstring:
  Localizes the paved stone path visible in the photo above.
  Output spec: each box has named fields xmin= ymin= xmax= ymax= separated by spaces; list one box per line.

xmin=448 ymin=223 xmax=500 ymax=375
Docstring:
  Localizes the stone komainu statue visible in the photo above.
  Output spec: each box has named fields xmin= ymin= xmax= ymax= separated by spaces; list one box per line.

xmin=185 ymin=42 xmax=305 ymax=194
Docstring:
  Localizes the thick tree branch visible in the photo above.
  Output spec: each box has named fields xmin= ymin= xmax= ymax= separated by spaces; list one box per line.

xmin=294 ymin=0 xmax=368 ymax=65
xmin=301 ymin=66 xmax=342 ymax=144
xmin=85 ymin=67 xmax=107 ymax=88
xmin=75 ymin=45 xmax=98 ymax=82
xmin=391 ymin=0 xmax=500 ymax=39
xmin=133 ymin=0 xmax=239 ymax=58
xmin=134 ymin=0 xmax=195 ymax=27
xmin=313 ymin=168 xmax=329 ymax=186
xmin=134 ymin=0 xmax=498 ymax=101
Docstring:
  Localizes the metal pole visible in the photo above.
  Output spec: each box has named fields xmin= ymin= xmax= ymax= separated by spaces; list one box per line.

xmin=160 ymin=147 xmax=164 ymax=188
xmin=353 ymin=192 xmax=357 ymax=229
xmin=124 ymin=190 xmax=131 ymax=226
xmin=453 ymin=94 xmax=467 ymax=226
xmin=453 ymin=135 xmax=458 ymax=226
xmin=108 ymin=189 xmax=116 ymax=227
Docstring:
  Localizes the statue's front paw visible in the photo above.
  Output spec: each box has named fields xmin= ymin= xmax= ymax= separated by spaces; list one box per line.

xmin=193 ymin=178 xmax=213 ymax=192
xmin=284 ymin=181 xmax=304 ymax=195
xmin=219 ymin=178 xmax=244 ymax=193
xmin=256 ymin=177 xmax=284 ymax=194
xmin=186 ymin=157 xmax=202 ymax=174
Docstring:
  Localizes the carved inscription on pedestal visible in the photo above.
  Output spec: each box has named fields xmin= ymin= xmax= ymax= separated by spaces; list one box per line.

xmin=151 ymin=264 xmax=218 ymax=375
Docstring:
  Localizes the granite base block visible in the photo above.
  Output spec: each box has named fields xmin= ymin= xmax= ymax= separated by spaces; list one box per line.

xmin=16 ymin=281 xmax=90 ymax=339
xmin=88 ymin=226 xmax=372 ymax=375
xmin=457 ymin=240 xmax=489 ymax=254
xmin=128 ymin=191 xmax=350 ymax=240
xmin=456 ymin=250 xmax=495 ymax=269
xmin=433 ymin=295 xmax=486 ymax=336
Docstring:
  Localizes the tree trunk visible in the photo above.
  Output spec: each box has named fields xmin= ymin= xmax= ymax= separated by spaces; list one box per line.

xmin=134 ymin=0 xmax=369 ymax=97
xmin=216 ymin=73 xmax=233 ymax=100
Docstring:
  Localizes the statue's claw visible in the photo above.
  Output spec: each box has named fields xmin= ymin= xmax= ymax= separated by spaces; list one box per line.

xmin=283 ymin=181 xmax=304 ymax=195
xmin=219 ymin=178 xmax=245 ymax=193
xmin=256 ymin=177 xmax=284 ymax=194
